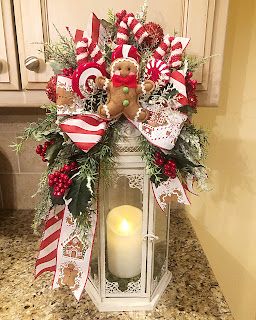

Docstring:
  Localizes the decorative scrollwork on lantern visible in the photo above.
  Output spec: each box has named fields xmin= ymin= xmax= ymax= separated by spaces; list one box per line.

xmin=126 ymin=174 xmax=144 ymax=192
xmin=112 ymin=173 xmax=144 ymax=193
xmin=105 ymin=278 xmax=141 ymax=294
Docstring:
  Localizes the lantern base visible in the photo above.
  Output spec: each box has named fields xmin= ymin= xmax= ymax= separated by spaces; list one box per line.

xmin=85 ymin=271 xmax=172 ymax=312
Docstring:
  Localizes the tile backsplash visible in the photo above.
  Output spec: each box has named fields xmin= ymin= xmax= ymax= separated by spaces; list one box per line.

xmin=0 ymin=110 xmax=46 ymax=209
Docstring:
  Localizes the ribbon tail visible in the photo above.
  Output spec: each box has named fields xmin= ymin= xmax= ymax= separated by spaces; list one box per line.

xmin=170 ymin=68 xmax=188 ymax=108
xmin=52 ymin=202 xmax=97 ymax=301
xmin=152 ymin=177 xmax=190 ymax=211
xmin=130 ymin=108 xmax=187 ymax=151
xmin=35 ymin=205 xmax=65 ymax=279
xmin=183 ymin=173 xmax=198 ymax=196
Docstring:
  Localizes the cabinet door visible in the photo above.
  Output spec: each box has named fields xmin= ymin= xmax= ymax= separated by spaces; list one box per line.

xmin=0 ymin=0 xmax=19 ymax=90
xmin=14 ymin=0 xmax=228 ymax=105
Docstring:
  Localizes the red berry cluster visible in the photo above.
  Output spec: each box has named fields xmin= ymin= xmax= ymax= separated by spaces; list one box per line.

xmin=154 ymin=152 xmax=177 ymax=179
xmin=48 ymin=162 xmax=77 ymax=198
xmin=36 ymin=140 xmax=54 ymax=162
xmin=186 ymin=71 xmax=198 ymax=108
xmin=62 ymin=67 xmax=74 ymax=77
xmin=115 ymin=10 xmax=127 ymax=26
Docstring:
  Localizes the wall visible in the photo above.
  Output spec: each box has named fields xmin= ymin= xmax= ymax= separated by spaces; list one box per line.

xmin=187 ymin=0 xmax=256 ymax=319
xmin=0 ymin=109 xmax=45 ymax=209
xmin=0 ymin=1 xmax=256 ymax=319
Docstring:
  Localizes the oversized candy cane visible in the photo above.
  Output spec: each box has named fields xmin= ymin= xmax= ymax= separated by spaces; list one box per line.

xmin=75 ymin=37 xmax=105 ymax=67
xmin=87 ymin=38 xmax=105 ymax=67
xmin=116 ymin=19 xmax=129 ymax=45
xmin=76 ymin=38 xmax=89 ymax=66
xmin=169 ymin=38 xmax=184 ymax=68
xmin=116 ymin=13 xmax=149 ymax=45
xmin=152 ymin=35 xmax=174 ymax=60
xmin=153 ymin=36 xmax=190 ymax=68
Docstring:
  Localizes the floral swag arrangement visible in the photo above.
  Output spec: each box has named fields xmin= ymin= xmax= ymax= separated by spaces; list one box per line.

xmin=15 ymin=5 xmax=209 ymax=300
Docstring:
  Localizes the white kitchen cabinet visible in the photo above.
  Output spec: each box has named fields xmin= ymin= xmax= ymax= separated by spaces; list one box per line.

xmin=1 ymin=0 xmax=229 ymax=106
xmin=0 ymin=0 xmax=19 ymax=90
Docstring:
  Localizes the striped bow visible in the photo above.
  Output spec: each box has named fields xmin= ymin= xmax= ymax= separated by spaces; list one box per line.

xmin=59 ymin=114 xmax=108 ymax=153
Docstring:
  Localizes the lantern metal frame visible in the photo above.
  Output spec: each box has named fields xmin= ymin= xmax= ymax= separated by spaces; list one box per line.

xmin=85 ymin=122 xmax=172 ymax=311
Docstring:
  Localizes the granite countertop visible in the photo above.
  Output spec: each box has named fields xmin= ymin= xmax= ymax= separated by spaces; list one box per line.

xmin=0 ymin=209 xmax=234 ymax=320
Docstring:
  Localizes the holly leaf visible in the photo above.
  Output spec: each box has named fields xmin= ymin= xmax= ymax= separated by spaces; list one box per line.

xmin=65 ymin=176 xmax=92 ymax=217
xmin=44 ymin=139 xmax=63 ymax=164
xmin=164 ymin=88 xmax=179 ymax=100
xmin=178 ymin=105 xmax=197 ymax=115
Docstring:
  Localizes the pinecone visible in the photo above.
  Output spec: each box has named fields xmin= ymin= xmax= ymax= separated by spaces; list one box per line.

xmin=45 ymin=75 xmax=57 ymax=103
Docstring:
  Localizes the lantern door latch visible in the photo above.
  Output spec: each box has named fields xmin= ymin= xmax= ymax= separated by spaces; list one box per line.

xmin=143 ymin=233 xmax=159 ymax=242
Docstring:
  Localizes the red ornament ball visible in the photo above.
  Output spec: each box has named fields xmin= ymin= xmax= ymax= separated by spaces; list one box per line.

xmin=62 ymin=67 xmax=74 ymax=77
xmin=45 ymin=75 xmax=57 ymax=103
xmin=144 ymin=22 xmax=164 ymax=48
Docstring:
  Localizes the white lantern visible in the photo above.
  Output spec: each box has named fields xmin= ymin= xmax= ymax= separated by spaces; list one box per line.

xmin=85 ymin=122 xmax=172 ymax=311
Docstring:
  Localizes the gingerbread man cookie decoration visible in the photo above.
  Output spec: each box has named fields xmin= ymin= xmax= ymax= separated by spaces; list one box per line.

xmin=58 ymin=263 xmax=79 ymax=290
xmin=96 ymin=45 xmax=155 ymax=122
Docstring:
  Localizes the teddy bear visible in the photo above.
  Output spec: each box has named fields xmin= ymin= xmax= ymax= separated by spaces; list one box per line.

xmin=96 ymin=45 xmax=155 ymax=122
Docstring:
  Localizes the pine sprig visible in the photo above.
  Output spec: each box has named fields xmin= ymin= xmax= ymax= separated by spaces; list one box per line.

xmin=32 ymin=171 xmax=52 ymax=233
xmin=138 ymin=135 xmax=164 ymax=185
xmin=42 ymin=27 xmax=77 ymax=72
xmin=11 ymin=104 xmax=59 ymax=152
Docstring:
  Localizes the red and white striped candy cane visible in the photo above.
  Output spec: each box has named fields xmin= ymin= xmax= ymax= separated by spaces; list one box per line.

xmin=75 ymin=37 xmax=105 ymax=67
xmin=152 ymin=35 xmax=174 ymax=60
xmin=124 ymin=13 xmax=148 ymax=44
xmin=169 ymin=38 xmax=183 ymax=68
xmin=116 ymin=19 xmax=129 ymax=45
xmin=116 ymin=13 xmax=149 ymax=45
xmin=76 ymin=38 xmax=89 ymax=66
xmin=87 ymin=38 xmax=105 ymax=67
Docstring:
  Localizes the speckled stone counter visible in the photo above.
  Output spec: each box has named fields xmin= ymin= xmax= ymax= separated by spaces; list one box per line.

xmin=0 ymin=209 xmax=234 ymax=320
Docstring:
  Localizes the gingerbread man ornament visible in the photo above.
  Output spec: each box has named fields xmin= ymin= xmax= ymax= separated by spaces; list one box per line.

xmin=96 ymin=45 xmax=155 ymax=122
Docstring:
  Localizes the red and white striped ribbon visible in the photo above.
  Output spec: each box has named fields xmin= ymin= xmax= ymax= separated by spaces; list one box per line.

xmin=52 ymin=204 xmax=97 ymax=301
xmin=170 ymin=69 xmax=188 ymax=107
xmin=35 ymin=205 xmax=65 ymax=278
xmin=116 ymin=13 xmax=149 ymax=45
xmin=59 ymin=114 xmax=108 ymax=153
xmin=152 ymin=177 xmax=190 ymax=211
xmin=66 ymin=12 xmax=106 ymax=45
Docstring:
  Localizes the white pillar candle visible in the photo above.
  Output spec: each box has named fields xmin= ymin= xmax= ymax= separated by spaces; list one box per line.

xmin=106 ymin=205 xmax=142 ymax=278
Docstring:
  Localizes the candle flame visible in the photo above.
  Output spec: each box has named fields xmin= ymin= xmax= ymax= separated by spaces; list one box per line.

xmin=119 ymin=219 xmax=130 ymax=233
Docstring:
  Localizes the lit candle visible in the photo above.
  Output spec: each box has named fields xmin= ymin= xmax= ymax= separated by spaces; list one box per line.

xmin=106 ymin=205 xmax=142 ymax=278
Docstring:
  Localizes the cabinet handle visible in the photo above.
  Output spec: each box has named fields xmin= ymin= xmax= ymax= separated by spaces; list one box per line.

xmin=0 ymin=60 xmax=3 ymax=73
xmin=25 ymin=56 xmax=40 ymax=71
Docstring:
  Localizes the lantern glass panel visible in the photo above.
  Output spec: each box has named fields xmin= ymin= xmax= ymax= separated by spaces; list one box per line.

xmin=152 ymin=199 xmax=169 ymax=293
xmin=89 ymin=220 xmax=100 ymax=292
xmin=103 ymin=173 xmax=145 ymax=295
